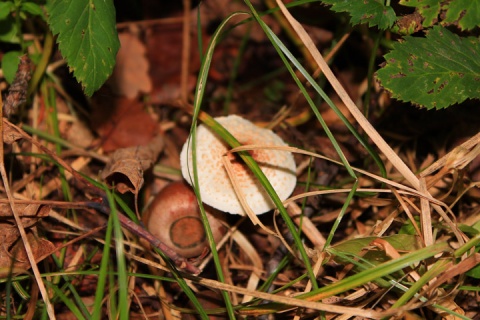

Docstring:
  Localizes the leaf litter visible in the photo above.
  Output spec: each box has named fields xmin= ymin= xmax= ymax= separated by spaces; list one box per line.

xmin=0 ymin=1 xmax=480 ymax=319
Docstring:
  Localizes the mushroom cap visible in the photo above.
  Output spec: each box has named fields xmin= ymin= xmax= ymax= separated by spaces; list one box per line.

xmin=180 ymin=115 xmax=296 ymax=215
xmin=144 ymin=181 xmax=227 ymax=258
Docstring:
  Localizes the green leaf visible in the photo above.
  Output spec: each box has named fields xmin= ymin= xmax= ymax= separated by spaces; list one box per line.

xmin=399 ymin=0 xmax=441 ymax=28
xmin=443 ymin=0 xmax=480 ymax=31
xmin=1 ymin=51 xmax=22 ymax=84
xmin=320 ymin=0 xmax=397 ymax=29
xmin=0 ymin=15 xmax=19 ymax=43
xmin=0 ymin=2 xmax=14 ymax=19
xmin=466 ymin=263 xmax=480 ymax=279
xmin=376 ymin=26 xmax=480 ymax=110
xmin=21 ymin=2 xmax=45 ymax=18
xmin=46 ymin=0 xmax=120 ymax=96
xmin=332 ymin=234 xmax=421 ymax=267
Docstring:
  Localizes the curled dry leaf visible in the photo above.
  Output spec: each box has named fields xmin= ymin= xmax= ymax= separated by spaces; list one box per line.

xmin=110 ymin=32 xmax=152 ymax=99
xmin=102 ymin=135 xmax=165 ymax=194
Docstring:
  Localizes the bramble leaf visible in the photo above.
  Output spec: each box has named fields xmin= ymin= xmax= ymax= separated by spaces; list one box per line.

xmin=46 ymin=0 xmax=120 ymax=96
xmin=320 ymin=0 xmax=397 ymax=29
xmin=376 ymin=26 xmax=480 ymax=110
xmin=399 ymin=0 xmax=440 ymax=28
xmin=442 ymin=0 xmax=480 ymax=31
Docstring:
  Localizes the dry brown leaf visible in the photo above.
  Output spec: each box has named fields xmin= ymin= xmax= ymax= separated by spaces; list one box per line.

xmin=9 ymin=232 xmax=56 ymax=269
xmin=2 ymin=121 xmax=23 ymax=144
xmin=102 ymin=135 xmax=165 ymax=194
xmin=145 ymin=22 xmax=199 ymax=103
xmin=91 ymin=97 xmax=158 ymax=152
xmin=0 ymin=203 xmax=50 ymax=228
xmin=0 ymin=219 xmax=55 ymax=271
xmin=110 ymin=32 xmax=152 ymax=99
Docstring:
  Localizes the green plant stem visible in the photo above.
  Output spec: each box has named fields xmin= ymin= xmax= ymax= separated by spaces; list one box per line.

xmin=28 ymin=31 xmax=54 ymax=96
xmin=13 ymin=0 xmax=24 ymax=50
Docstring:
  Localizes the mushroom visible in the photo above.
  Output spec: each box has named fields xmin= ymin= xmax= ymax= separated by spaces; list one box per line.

xmin=180 ymin=115 xmax=296 ymax=216
xmin=144 ymin=181 xmax=226 ymax=258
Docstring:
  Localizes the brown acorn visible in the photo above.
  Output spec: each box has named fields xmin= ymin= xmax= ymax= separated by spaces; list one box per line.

xmin=144 ymin=181 xmax=226 ymax=258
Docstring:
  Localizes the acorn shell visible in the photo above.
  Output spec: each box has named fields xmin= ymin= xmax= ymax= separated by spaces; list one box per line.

xmin=145 ymin=181 xmax=226 ymax=258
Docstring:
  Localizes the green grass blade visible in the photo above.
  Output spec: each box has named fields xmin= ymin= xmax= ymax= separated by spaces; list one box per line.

xmin=197 ymin=113 xmax=319 ymax=290
xmin=324 ymin=179 xmax=359 ymax=248
xmin=48 ymin=282 xmax=86 ymax=320
xmin=244 ymin=0 xmax=386 ymax=178
xmin=92 ymin=213 xmax=113 ymax=319
xmin=50 ymin=255 xmax=92 ymax=319
xmin=106 ymin=190 xmax=129 ymax=320
xmin=392 ymin=259 xmax=450 ymax=308
xmin=303 ymin=242 xmax=450 ymax=301
xmin=189 ymin=12 xmax=252 ymax=319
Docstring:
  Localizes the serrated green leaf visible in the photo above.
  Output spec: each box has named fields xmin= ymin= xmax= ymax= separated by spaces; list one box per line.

xmin=1 ymin=51 xmax=22 ymax=84
xmin=46 ymin=0 xmax=119 ymax=96
xmin=0 ymin=2 xmax=14 ymax=19
xmin=376 ymin=26 xmax=480 ymax=110
xmin=399 ymin=0 xmax=441 ymax=27
xmin=443 ymin=0 xmax=480 ymax=31
xmin=321 ymin=0 xmax=397 ymax=29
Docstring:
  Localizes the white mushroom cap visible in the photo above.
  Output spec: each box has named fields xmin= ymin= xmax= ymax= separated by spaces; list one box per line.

xmin=180 ymin=115 xmax=297 ymax=215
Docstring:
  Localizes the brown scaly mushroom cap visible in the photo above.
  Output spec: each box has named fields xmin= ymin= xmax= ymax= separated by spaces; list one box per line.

xmin=180 ymin=115 xmax=297 ymax=215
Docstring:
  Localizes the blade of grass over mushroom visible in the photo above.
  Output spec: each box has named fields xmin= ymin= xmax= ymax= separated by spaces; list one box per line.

xmin=196 ymin=112 xmax=318 ymax=290
xmin=243 ymin=0 xmax=386 ymax=179
xmin=189 ymin=12 xmax=250 ymax=319
xmin=189 ymin=12 xmax=317 ymax=294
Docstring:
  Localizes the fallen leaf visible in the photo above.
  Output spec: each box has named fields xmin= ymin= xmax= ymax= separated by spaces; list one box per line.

xmin=2 ymin=118 xmax=23 ymax=144
xmin=0 ymin=203 xmax=50 ymax=228
xmin=91 ymin=96 xmax=158 ymax=152
xmin=110 ymin=32 xmax=152 ymax=99
xmin=0 ymin=204 xmax=55 ymax=271
xmin=145 ymin=22 xmax=199 ymax=103
xmin=102 ymin=135 xmax=165 ymax=194
xmin=9 ymin=232 xmax=56 ymax=269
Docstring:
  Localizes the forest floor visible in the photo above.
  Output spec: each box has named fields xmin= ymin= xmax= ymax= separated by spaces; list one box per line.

xmin=0 ymin=1 xmax=479 ymax=319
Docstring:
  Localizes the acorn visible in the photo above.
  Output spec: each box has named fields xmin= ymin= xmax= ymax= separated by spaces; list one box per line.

xmin=144 ymin=181 xmax=227 ymax=258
